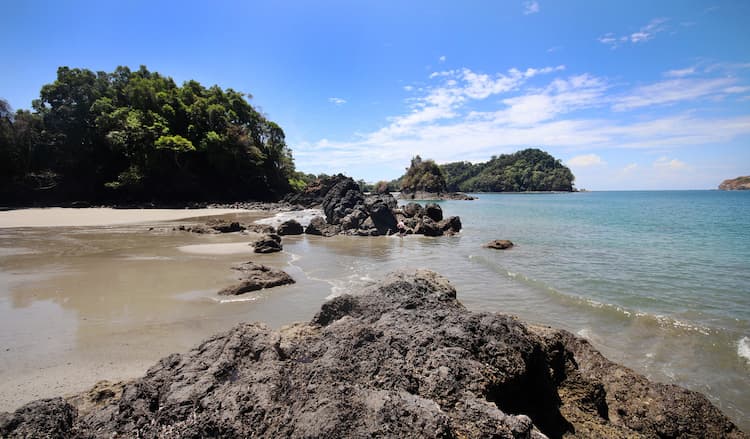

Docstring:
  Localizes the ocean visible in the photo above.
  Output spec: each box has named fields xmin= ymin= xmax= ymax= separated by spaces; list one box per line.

xmin=0 ymin=191 xmax=748 ymax=429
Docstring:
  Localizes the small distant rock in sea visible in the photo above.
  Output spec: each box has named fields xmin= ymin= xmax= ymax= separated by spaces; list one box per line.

xmin=218 ymin=262 xmax=294 ymax=295
xmin=485 ymin=239 xmax=514 ymax=250
xmin=719 ymin=176 xmax=750 ymax=190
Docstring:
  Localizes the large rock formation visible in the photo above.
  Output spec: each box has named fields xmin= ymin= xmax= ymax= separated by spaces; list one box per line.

xmin=295 ymin=175 xmax=463 ymax=237
xmin=1 ymin=270 xmax=744 ymax=438
xmin=719 ymin=176 xmax=750 ymax=190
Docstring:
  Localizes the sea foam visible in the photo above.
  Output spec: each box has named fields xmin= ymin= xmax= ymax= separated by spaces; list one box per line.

xmin=739 ymin=337 xmax=750 ymax=363
xmin=254 ymin=209 xmax=324 ymax=228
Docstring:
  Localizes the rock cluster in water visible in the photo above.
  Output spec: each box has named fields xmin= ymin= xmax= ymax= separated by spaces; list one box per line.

xmin=1 ymin=270 xmax=745 ymax=438
xmin=296 ymin=175 xmax=463 ymax=237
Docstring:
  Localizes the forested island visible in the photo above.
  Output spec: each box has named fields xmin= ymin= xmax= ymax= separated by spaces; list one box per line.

xmin=0 ymin=66 xmax=303 ymax=204
xmin=394 ymin=149 xmax=574 ymax=197
xmin=440 ymin=148 xmax=574 ymax=192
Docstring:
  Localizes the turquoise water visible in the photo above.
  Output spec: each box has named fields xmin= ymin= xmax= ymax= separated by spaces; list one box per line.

xmin=286 ymin=190 xmax=750 ymax=429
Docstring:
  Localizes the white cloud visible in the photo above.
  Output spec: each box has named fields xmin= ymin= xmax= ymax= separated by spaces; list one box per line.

xmin=654 ymin=157 xmax=690 ymax=170
xmin=403 ymin=85 xmax=414 ymax=91
xmin=439 ymin=55 xmax=446 ymax=63
xmin=296 ymin=65 xmax=750 ymax=180
xmin=523 ymin=0 xmax=540 ymax=15
xmin=623 ymin=163 xmax=638 ymax=173
xmin=568 ymin=154 xmax=606 ymax=167
xmin=328 ymin=97 xmax=347 ymax=105
xmin=664 ymin=67 xmax=696 ymax=78
xmin=599 ymin=18 xmax=668 ymax=48
xmin=612 ymin=77 xmax=738 ymax=111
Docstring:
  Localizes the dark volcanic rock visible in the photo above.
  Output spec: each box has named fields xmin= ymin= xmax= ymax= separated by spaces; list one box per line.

xmin=417 ymin=217 xmax=443 ymax=236
xmin=439 ymin=216 xmax=462 ymax=235
xmin=365 ymin=194 xmax=398 ymax=235
xmin=424 ymin=203 xmax=443 ymax=222
xmin=403 ymin=202 xmax=424 ymax=218
xmin=322 ymin=177 xmax=365 ymax=225
xmin=208 ymin=220 xmax=245 ymax=233
xmin=252 ymin=234 xmax=283 ymax=253
xmin=2 ymin=270 xmax=744 ymax=438
xmin=284 ymin=174 xmax=349 ymax=207
xmin=218 ymin=262 xmax=295 ymax=295
xmin=1 ymin=270 xmax=746 ymax=438
xmin=485 ymin=239 xmax=514 ymax=250
xmin=304 ymin=216 xmax=341 ymax=237
xmin=0 ymin=398 xmax=76 ymax=438
xmin=277 ymin=219 xmax=304 ymax=235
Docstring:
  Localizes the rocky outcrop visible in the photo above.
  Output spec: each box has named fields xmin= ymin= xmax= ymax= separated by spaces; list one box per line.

xmin=2 ymin=270 xmax=744 ymax=438
xmin=277 ymin=219 xmax=304 ymax=235
xmin=310 ymin=175 xmax=461 ymax=237
xmin=218 ymin=262 xmax=294 ymax=295
xmin=322 ymin=177 xmax=365 ymax=225
xmin=284 ymin=174 xmax=351 ymax=207
xmin=719 ymin=176 xmax=750 ymax=190
xmin=252 ymin=234 xmax=283 ymax=253
xmin=485 ymin=240 xmax=514 ymax=250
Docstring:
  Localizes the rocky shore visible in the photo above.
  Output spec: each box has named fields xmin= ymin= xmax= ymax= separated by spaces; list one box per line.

xmin=1 ymin=270 xmax=744 ymax=438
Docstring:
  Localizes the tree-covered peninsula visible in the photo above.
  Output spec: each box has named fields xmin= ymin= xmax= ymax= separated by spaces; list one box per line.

xmin=0 ymin=66 xmax=301 ymax=204
xmin=395 ymin=149 xmax=574 ymax=195
xmin=441 ymin=148 xmax=575 ymax=192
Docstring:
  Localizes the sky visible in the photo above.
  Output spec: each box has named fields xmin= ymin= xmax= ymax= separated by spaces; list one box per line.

xmin=1 ymin=0 xmax=749 ymax=190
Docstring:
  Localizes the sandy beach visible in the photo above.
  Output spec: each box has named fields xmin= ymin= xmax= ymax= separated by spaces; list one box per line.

xmin=0 ymin=207 xmax=320 ymax=411
xmin=0 ymin=207 xmax=252 ymax=228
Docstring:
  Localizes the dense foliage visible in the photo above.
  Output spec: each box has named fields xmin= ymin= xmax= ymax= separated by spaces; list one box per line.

xmin=399 ymin=156 xmax=448 ymax=194
xmin=441 ymin=148 xmax=574 ymax=192
xmin=0 ymin=66 xmax=299 ymax=204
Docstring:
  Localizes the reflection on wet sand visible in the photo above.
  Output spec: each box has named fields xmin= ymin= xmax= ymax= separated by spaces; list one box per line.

xmin=0 ymin=211 xmax=333 ymax=411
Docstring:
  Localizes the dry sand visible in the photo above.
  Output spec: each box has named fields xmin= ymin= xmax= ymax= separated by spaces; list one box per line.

xmin=0 ymin=207 xmax=251 ymax=228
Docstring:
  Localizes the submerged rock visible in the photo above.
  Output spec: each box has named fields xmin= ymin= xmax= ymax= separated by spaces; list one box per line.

xmin=218 ymin=262 xmax=294 ymax=295
xmin=485 ymin=239 xmax=514 ymax=250
xmin=2 ymin=270 xmax=743 ymax=438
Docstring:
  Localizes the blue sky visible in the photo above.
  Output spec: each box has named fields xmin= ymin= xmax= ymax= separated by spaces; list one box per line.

xmin=2 ymin=0 xmax=749 ymax=189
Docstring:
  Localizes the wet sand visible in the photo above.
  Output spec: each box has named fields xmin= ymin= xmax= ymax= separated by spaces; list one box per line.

xmin=0 ymin=208 xmax=331 ymax=411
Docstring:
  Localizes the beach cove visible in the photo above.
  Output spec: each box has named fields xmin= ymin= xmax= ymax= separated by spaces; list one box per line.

xmin=1 ymin=191 xmax=749 ymax=432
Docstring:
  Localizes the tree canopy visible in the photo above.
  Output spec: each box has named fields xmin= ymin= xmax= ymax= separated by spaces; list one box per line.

xmin=441 ymin=149 xmax=575 ymax=192
xmin=1 ymin=66 xmax=299 ymax=204
xmin=399 ymin=156 xmax=448 ymax=194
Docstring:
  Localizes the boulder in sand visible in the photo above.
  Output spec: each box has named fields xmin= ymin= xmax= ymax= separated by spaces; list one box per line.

xmin=277 ymin=219 xmax=304 ymax=235
xmin=252 ymin=234 xmax=283 ymax=253
xmin=218 ymin=262 xmax=295 ymax=295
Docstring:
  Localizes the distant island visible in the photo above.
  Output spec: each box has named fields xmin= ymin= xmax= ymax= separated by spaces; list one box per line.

xmin=394 ymin=148 xmax=575 ymax=199
xmin=719 ymin=176 xmax=750 ymax=190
